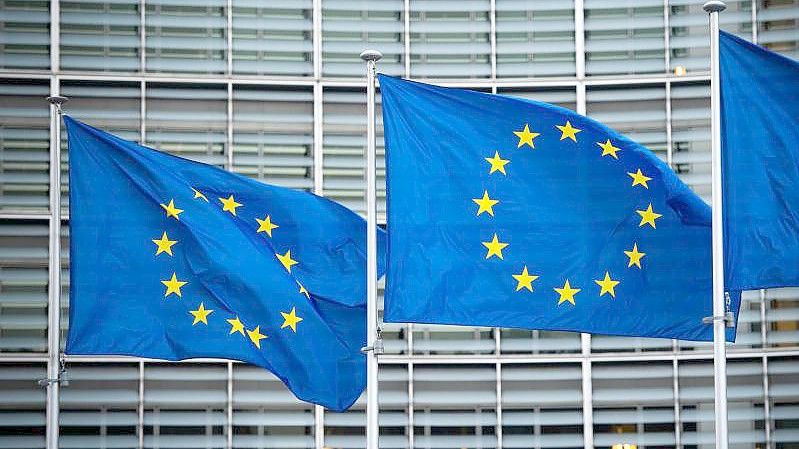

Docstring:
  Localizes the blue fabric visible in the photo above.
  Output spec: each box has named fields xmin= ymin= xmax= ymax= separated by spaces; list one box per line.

xmin=379 ymin=75 xmax=740 ymax=342
xmin=721 ymin=31 xmax=799 ymax=291
xmin=64 ymin=116 xmax=386 ymax=411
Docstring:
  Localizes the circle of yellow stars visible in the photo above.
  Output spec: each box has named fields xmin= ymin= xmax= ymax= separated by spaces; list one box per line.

xmin=473 ymin=120 xmax=662 ymax=307
xmin=154 ymin=189 xmax=308 ymax=351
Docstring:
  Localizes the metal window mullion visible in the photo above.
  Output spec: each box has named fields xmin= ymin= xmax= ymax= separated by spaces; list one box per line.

xmin=313 ymin=83 xmax=323 ymax=195
xmin=574 ymin=0 xmax=585 ymax=80
xmin=761 ymin=289 xmax=768 ymax=348
xmin=227 ymin=82 xmax=233 ymax=170
xmin=663 ymin=0 xmax=670 ymax=73
xmin=227 ymin=361 xmax=233 ymax=449
xmin=666 ymin=81 xmax=673 ymax=166
xmin=226 ymin=0 xmax=233 ymax=75
xmin=140 ymin=0 xmax=146 ymax=72
xmin=50 ymin=0 xmax=60 ymax=72
xmin=489 ymin=0 xmax=497 ymax=80
xmin=313 ymin=0 xmax=321 ymax=79
xmin=751 ymin=0 xmax=758 ymax=44
xmin=404 ymin=0 xmax=410 ymax=77
xmin=312 ymin=0 xmax=323 ymax=196
xmin=138 ymin=361 xmax=144 ymax=449
xmin=140 ymin=81 xmax=146 ymax=142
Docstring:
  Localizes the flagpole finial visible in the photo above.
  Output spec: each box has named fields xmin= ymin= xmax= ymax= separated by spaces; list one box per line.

xmin=703 ymin=1 xmax=726 ymax=13
xmin=47 ymin=95 xmax=69 ymax=114
xmin=360 ymin=50 xmax=383 ymax=62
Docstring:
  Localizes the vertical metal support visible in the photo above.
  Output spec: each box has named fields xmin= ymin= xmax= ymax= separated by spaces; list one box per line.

xmin=138 ymin=361 xmax=144 ymax=449
xmin=495 ymin=362 xmax=502 ymax=449
xmin=226 ymin=361 xmax=233 ymax=449
xmin=573 ymin=0 xmax=585 ymax=80
xmin=672 ymin=357 xmax=682 ymax=448
xmin=314 ymin=404 xmax=324 ymax=449
xmin=575 ymin=80 xmax=593 ymax=449
xmin=704 ymin=3 xmax=729 ymax=449
xmin=407 ymin=362 xmax=414 ymax=449
xmin=580 ymin=333 xmax=593 ymax=449
xmin=361 ymin=48 xmax=383 ymax=449
xmin=46 ymin=92 xmax=68 ymax=449
xmin=762 ymin=355 xmax=771 ymax=448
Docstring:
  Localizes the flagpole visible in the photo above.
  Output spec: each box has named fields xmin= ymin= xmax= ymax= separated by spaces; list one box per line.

xmin=360 ymin=48 xmax=383 ymax=449
xmin=704 ymin=2 xmax=729 ymax=449
xmin=44 ymin=94 xmax=68 ymax=449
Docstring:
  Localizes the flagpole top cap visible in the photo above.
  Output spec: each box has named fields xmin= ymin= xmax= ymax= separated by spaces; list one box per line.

xmin=360 ymin=50 xmax=383 ymax=62
xmin=703 ymin=1 xmax=727 ymax=13
xmin=46 ymin=95 xmax=69 ymax=106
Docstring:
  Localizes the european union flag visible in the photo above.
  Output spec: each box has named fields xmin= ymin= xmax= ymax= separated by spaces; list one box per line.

xmin=64 ymin=116 xmax=385 ymax=411
xmin=379 ymin=75 xmax=740 ymax=341
xmin=721 ymin=31 xmax=799 ymax=291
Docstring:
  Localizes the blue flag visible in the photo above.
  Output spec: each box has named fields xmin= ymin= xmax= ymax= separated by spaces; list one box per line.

xmin=721 ymin=31 xmax=799 ymax=291
xmin=379 ymin=75 xmax=740 ymax=341
xmin=64 ymin=116 xmax=386 ymax=411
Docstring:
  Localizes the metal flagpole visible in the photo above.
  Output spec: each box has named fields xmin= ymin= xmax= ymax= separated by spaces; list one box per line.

xmin=703 ymin=2 xmax=730 ymax=449
xmin=44 ymin=94 xmax=68 ymax=449
xmin=360 ymin=49 xmax=383 ymax=449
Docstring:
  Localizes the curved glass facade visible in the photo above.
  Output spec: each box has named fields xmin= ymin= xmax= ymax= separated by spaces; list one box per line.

xmin=0 ymin=1 xmax=798 ymax=448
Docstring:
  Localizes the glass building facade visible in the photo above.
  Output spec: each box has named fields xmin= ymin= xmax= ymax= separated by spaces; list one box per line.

xmin=0 ymin=0 xmax=798 ymax=448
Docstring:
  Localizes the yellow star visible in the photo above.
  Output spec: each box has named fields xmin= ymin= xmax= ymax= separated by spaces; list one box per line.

xmin=482 ymin=233 xmax=509 ymax=260
xmin=624 ymin=242 xmax=646 ymax=269
xmin=555 ymin=121 xmax=581 ymax=142
xmin=280 ymin=307 xmax=304 ymax=333
xmin=484 ymin=151 xmax=510 ymax=175
xmin=472 ymin=190 xmax=499 ymax=217
xmin=554 ymin=279 xmax=581 ymax=306
xmin=255 ymin=215 xmax=279 ymax=237
xmin=512 ymin=266 xmax=539 ymax=292
xmin=191 ymin=187 xmax=209 ymax=202
xmin=160 ymin=199 xmax=183 ymax=220
xmin=513 ymin=123 xmax=540 ymax=149
xmin=297 ymin=281 xmax=310 ymax=298
xmin=597 ymin=139 xmax=621 ymax=159
xmin=627 ymin=169 xmax=652 ymax=189
xmin=594 ymin=272 xmax=620 ymax=298
xmin=247 ymin=325 xmax=267 ymax=349
xmin=152 ymin=231 xmax=177 ymax=256
xmin=219 ymin=195 xmax=243 ymax=216
xmin=161 ymin=272 xmax=187 ymax=298
xmin=189 ymin=302 xmax=214 ymax=325
xmin=227 ymin=316 xmax=245 ymax=335
xmin=636 ymin=203 xmax=662 ymax=228
xmin=276 ymin=249 xmax=299 ymax=272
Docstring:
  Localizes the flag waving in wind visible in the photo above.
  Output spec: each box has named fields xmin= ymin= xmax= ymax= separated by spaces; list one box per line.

xmin=65 ymin=116 xmax=386 ymax=411
xmin=379 ymin=75 xmax=740 ymax=341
